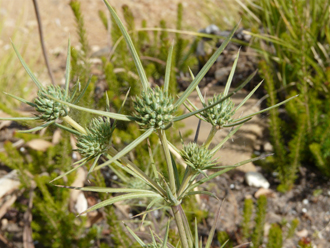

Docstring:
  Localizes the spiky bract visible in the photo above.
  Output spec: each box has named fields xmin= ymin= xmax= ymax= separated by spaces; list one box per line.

xmin=180 ymin=143 xmax=215 ymax=170
xmin=76 ymin=117 xmax=113 ymax=158
xmin=133 ymin=87 xmax=176 ymax=129
xmin=34 ymin=85 xmax=69 ymax=121
xmin=201 ymin=94 xmax=235 ymax=127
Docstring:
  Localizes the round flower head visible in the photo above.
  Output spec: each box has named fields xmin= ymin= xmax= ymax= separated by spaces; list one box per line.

xmin=34 ymin=85 xmax=70 ymax=121
xmin=201 ymin=93 xmax=235 ymax=128
xmin=180 ymin=142 xmax=216 ymax=171
xmin=133 ymin=86 xmax=177 ymax=130
xmin=76 ymin=117 xmax=114 ymax=158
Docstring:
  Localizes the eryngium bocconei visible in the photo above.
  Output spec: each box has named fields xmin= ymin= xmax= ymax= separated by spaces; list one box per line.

xmin=180 ymin=143 xmax=215 ymax=171
xmin=76 ymin=117 xmax=113 ymax=158
xmin=35 ymin=85 xmax=69 ymax=121
xmin=133 ymin=87 xmax=176 ymax=130
xmin=201 ymin=93 xmax=235 ymax=128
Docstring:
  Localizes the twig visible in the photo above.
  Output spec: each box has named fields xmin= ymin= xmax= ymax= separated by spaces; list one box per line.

xmin=32 ymin=0 xmax=55 ymax=85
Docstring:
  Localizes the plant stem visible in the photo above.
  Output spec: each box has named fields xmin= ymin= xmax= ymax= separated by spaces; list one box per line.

xmin=62 ymin=115 xmax=87 ymax=135
xmin=172 ymin=205 xmax=189 ymax=248
xmin=203 ymin=125 xmax=218 ymax=148
xmin=158 ymin=129 xmax=177 ymax=196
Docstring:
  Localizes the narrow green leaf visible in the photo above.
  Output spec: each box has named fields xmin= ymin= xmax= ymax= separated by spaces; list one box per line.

xmin=103 ymin=0 xmax=149 ymax=91
xmin=183 ymin=191 xmax=218 ymax=200
xmin=18 ymin=120 xmax=55 ymax=133
xmin=0 ymin=117 xmax=39 ymax=121
xmin=171 ymin=153 xmax=180 ymax=190
xmin=224 ymin=49 xmax=240 ymax=96
xmin=133 ymin=205 xmax=165 ymax=218
xmin=161 ymin=221 xmax=171 ymax=248
xmin=3 ymin=92 xmax=37 ymax=107
xmin=222 ymin=117 xmax=251 ymax=128
xmin=11 ymin=42 xmax=43 ymax=90
xmin=87 ymin=155 xmax=101 ymax=179
xmin=54 ymin=122 xmax=81 ymax=136
xmin=124 ymin=223 xmax=146 ymax=246
xmin=73 ymin=77 xmax=91 ymax=104
xmin=95 ymin=128 xmax=154 ymax=171
xmin=174 ymin=22 xmax=240 ymax=108
xmin=64 ymin=39 xmax=71 ymax=98
xmin=232 ymin=81 xmax=263 ymax=114
xmin=233 ymin=95 xmax=298 ymax=123
xmin=78 ymin=192 xmax=159 ymax=216
xmin=54 ymin=185 xmax=158 ymax=194
xmin=49 ymin=158 xmax=90 ymax=183
xmin=45 ymin=93 xmax=135 ymax=121
xmin=205 ymin=203 xmax=222 ymax=248
xmin=194 ymin=218 xmax=199 ymax=248
xmin=164 ymin=43 xmax=174 ymax=93
xmin=188 ymin=67 xmax=205 ymax=104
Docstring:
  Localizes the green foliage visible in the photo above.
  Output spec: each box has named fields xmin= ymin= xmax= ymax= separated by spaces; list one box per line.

xmin=217 ymin=231 xmax=233 ymax=248
xmin=243 ymin=0 xmax=330 ymax=190
xmin=251 ymin=195 xmax=267 ymax=247
xmin=266 ymin=224 xmax=282 ymax=248
xmin=286 ymin=218 xmax=299 ymax=239
xmin=241 ymin=198 xmax=253 ymax=240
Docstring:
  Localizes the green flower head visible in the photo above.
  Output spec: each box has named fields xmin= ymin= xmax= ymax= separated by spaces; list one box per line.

xmin=133 ymin=86 xmax=177 ymax=130
xmin=76 ymin=117 xmax=114 ymax=158
xmin=180 ymin=142 xmax=216 ymax=171
xmin=201 ymin=93 xmax=235 ymax=128
xmin=34 ymin=85 xmax=70 ymax=121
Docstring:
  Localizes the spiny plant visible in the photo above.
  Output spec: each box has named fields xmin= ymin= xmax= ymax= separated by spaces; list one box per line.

xmin=0 ymin=0 xmax=296 ymax=246
xmin=241 ymin=0 xmax=330 ymax=191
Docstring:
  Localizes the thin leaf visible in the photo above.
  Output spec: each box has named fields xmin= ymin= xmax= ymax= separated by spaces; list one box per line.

xmin=232 ymin=81 xmax=263 ymax=114
xmin=54 ymin=122 xmax=81 ymax=136
xmin=174 ymin=22 xmax=240 ymax=108
xmin=78 ymin=192 xmax=159 ymax=216
xmin=233 ymin=95 xmax=298 ymax=123
xmin=182 ymin=99 xmax=207 ymax=122
xmin=95 ymin=128 xmax=154 ymax=171
xmin=54 ymin=185 xmax=158 ymax=194
xmin=183 ymin=191 xmax=218 ymax=200
xmin=0 ymin=116 xmax=39 ymax=121
xmin=11 ymin=42 xmax=43 ymax=90
xmin=224 ymin=49 xmax=240 ymax=96
xmin=64 ymin=39 xmax=71 ymax=98
xmin=188 ymin=67 xmax=205 ymax=104
xmin=171 ymin=153 xmax=180 ymax=190
xmin=124 ymin=223 xmax=146 ymax=246
xmin=73 ymin=77 xmax=92 ymax=104
xmin=45 ymin=93 xmax=135 ymax=121
xmin=194 ymin=218 xmax=199 ymax=248
xmin=164 ymin=43 xmax=174 ymax=93
xmin=3 ymin=92 xmax=37 ymax=107
xmin=173 ymin=70 xmax=257 ymax=122
xmin=222 ymin=117 xmax=251 ymax=128
xmin=49 ymin=158 xmax=90 ymax=183
xmin=205 ymin=203 xmax=223 ymax=248
xmin=87 ymin=155 xmax=101 ymax=178
xmin=18 ymin=120 xmax=55 ymax=133
xmin=103 ymin=0 xmax=149 ymax=91
xmin=161 ymin=221 xmax=171 ymax=248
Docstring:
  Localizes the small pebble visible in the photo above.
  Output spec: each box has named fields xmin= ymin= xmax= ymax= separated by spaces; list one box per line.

xmin=302 ymin=208 xmax=307 ymax=213
xmin=230 ymin=183 xmax=235 ymax=189
xmin=302 ymin=199 xmax=309 ymax=205
xmin=19 ymin=147 xmax=25 ymax=152
xmin=245 ymin=172 xmax=270 ymax=189
xmin=112 ymin=175 xmax=118 ymax=180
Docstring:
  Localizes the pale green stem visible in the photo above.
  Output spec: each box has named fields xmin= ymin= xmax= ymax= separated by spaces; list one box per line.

xmin=107 ymin=147 xmax=166 ymax=197
xmin=203 ymin=125 xmax=218 ymax=148
xmin=62 ymin=115 xmax=87 ymax=135
xmin=172 ymin=205 xmax=189 ymax=248
xmin=177 ymin=167 xmax=194 ymax=198
xmin=158 ymin=130 xmax=177 ymax=197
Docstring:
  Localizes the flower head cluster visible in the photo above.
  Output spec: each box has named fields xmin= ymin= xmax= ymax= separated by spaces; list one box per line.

xmin=76 ymin=117 xmax=114 ymax=158
xmin=180 ymin=142 xmax=216 ymax=171
xmin=201 ymin=93 xmax=235 ymax=127
xmin=133 ymin=86 xmax=176 ymax=130
xmin=34 ymin=85 xmax=69 ymax=121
